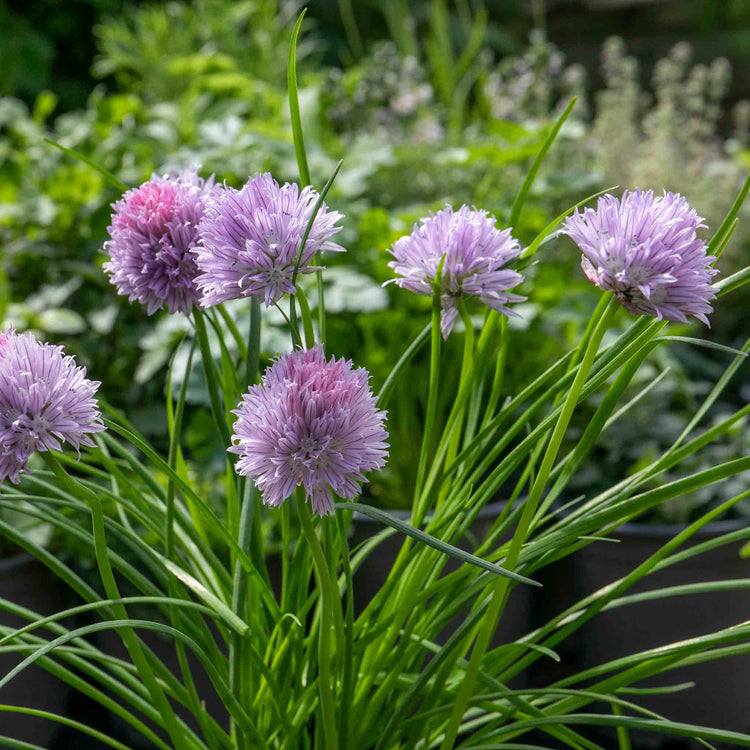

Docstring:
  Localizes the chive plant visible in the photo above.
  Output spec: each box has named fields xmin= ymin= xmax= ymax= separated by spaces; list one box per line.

xmin=0 ymin=14 xmax=748 ymax=750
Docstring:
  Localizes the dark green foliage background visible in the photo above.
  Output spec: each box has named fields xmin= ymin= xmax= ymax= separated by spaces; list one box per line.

xmin=0 ymin=0 xmax=747 ymax=520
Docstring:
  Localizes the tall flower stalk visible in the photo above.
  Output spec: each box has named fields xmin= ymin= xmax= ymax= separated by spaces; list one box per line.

xmin=297 ymin=491 xmax=339 ymax=749
xmin=1 ymin=13 xmax=749 ymax=750
xmin=40 ymin=452 xmax=189 ymax=750
xmin=440 ymin=294 xmax=619 ymax=749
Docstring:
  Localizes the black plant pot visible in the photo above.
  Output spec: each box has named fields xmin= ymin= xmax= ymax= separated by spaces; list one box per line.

xmin=0 ymin=553 xmax=73 ymax=745
xmin=544 ymin=519 xmax=750 ymax=747
xmin=80 ymin=608 xmax=229 ymax=748
xmin=350 ymin=501 xmax=548 ymax=684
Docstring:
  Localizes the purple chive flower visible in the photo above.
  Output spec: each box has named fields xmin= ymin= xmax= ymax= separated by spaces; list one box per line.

xmin=104 ymin=168 xmax=218 ymax=315
xmin=194 ymin=173 xmax=345 ymax=308
xmin=230 ymin=346 xmax=388 ymax=517
xmin=562 ymin=190 xmax=718 ymax=324
xmin=386 ymin=205 xmax=526 ymax=338
xmin=0 ymin=329 xmax=104 ymax=484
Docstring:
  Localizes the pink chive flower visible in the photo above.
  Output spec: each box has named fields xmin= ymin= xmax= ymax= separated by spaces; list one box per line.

xmin=386 ymin=205 xmax=526 ymax=338
xmin=0 ymin=329 xmax=104 ymax=484
xmin=194 ymin=173 xmax=345 ymax=308
xmin=562 ymin=190 xmax=718 ymax=324
xmin=104 ymin=168 xmax=218 ymax=315
xmin=229 ymin=346 xmax=388 ymax=517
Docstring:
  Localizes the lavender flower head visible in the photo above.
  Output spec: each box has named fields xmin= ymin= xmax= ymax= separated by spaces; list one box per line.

xmin=104 ymin=167 xmax=218 ymax=315
xmin=194 ymin=173 xmax=345 ymax=308
xmin=562 ymin=190 xmax=718 ymax=324
xmin=230 ymin=346 xmax=388 ymax=517
xmin=0 ymin=329 xmax=104 ymax=484
xmin=386 ymin=205 xmax=526 ymax=338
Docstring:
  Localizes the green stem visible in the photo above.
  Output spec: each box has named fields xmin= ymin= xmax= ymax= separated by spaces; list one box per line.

xmin=613 ymin=702 xmax=632 ymax=750
xmin=439 ymin=294 xmax=618 ymax=750
xmin=297 ymin=494 xmax=338 ymax=750
xmin=337 ymin=0 xmax=363 ymax=58
xmin=246 ymin=298 xmax=262 ymax=388
xmin=216 ymin=303 xmax=248 ymax=361
xmin=316 ymin=261 xmax=327 ymax=348
xmin=442 ymin=299 xmax=475 ymax=481
xmin=337 ymin=513 xmax=354 ymax=750
xmin=481 ymin=315 xmax=508 ymax=429
xmin=193 ymin=309 xmax=232 ymax=448
xmin=414 ymin=275 xmax=444 ymax=517
xmin=40 ymin=452 xmax=189 ymax=750
xmin=231 ymin=300 xmax=262 ymax=742
xmin=229 ymin=483 xmax=255 ymax=750
xmin=288 ymin=11 xmax=311 ymax=188
xmin=297 ymin=286 xmax=316 ymax=348
xmin=419 ymin=310 xmax=497 ymax=512
xmin=165 ymin=346 xmax=216 ymax=747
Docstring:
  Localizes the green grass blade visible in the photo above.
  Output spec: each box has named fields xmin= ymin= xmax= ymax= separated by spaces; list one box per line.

xmin=292 ymin=159 xmax=343 ymax=285
xmin=0 ymin=597 xmax=215 ymax=650
xmin=715 ymin=264 xmax=750 ymax=297
xmin=377 ymin=322 xmax=431 ymax=408
xmin=707 ymin=172 xmax=750 ymax=256
xmin=508 ymin=98 xmax=576 ymax=229
xmin=654 ymin=335 xmax=748 ymax=357
xmin=288 ymin=10 xmax=311 ymax=187
xmin=521 ymin=186 xmax=617 ymax=260
xmin=0 ymin=619 xmax=266 ymax=748
xmin=335 ymin=503 xmax=540 ymax=586
xmin=618 ymin=683 xmax=695 ymax=696
xmin=712 ymin=217 xmax=738 ymax=260
xmin=160 ymin=557 xmax=249 ymax=635
xmin=193 ymin=308 xmax=232 ymax=447
xmin=44 ymin=138 xmax=128 ymax=192
xmin=0 ymin=705 xmax=133 ymax=750
xmin=102 ymin=420 xmax=265 ymax=584
xmin=474 ymin=713 xmax=750 ymax=747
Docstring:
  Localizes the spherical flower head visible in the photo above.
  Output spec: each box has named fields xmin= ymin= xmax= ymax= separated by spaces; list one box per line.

xmin=104 ymin=168 xmax=218 ymax=315
xmin=194 ymin=173 xmax=345 ymax=308
xmin=386 ymin=205 xmax=526 ymax=338
xmin=0 ymin=328 xmax=105 ymax=484
xmin=562 ymin=190 xmax=718 ymax=324
xmin=230 ymin=346 xmax=388 ymax=517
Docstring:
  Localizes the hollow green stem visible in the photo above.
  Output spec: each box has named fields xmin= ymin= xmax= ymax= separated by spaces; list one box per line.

xmin=337 ymin=513 xmax=354 ymax=750
xmin=229 ymin=482 xmax=255 ymax=750
xmin=297 ymin=286 xmax=316 ymax=348
xmin=297 ymin=494 xmax=338 ymax=749
xmin=246 ymin=298 xmax=262 ymax=388
xmin=40 ymin=452 xmax=189 ymax=750
xmin=337 ymin=0 xmax=363 ymax=58
xmin=193 ymin=309 xmax=232 ymax=448
xmin=439 ymin=294 xmax=618 ymax=750
xmin=165 ymin=345 xmax=216 ymax=747
xmin=481 ymin=315 xmax=508 ymax=429
xmin=230 ymin=300 xmax=262 ymax=745
xmin=441 ymin=299 xmax=475 ymax=486
xmin=316 ymin=260 xmax=327 ymax=349
xmin=414 ymin=266 xmax=445 ymax=518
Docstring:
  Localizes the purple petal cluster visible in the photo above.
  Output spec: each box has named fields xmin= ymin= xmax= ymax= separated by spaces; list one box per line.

xmin=386 ymin=205 xmax=526 ymax=338
xmin=230 ymin=346 xmax=388 ymax=517
xmin=104 ymin=168 xmax=218 ymax=315
xmin=562 ymin=190 xmax=718 ymax=324
xmin=194 ymin=173 xmax=345 ymax=308
xmin=0 ymin=329 xmax=104 ymax=484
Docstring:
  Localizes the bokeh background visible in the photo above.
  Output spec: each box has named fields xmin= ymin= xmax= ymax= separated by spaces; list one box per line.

xmin=0 ymin=0 xmax=748 ymax=517
xmin=0 ymin=3 xmax=749 ymax=747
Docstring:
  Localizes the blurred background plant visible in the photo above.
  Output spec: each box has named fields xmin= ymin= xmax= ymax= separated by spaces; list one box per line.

xmin=0 ymin=0 xmax=747 ymax=524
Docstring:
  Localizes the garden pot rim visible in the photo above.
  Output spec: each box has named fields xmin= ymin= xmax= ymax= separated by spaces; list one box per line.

xmin=0 ymin=551 xmax=37 ymax=573
xmin=351 ymin=499 xmax=510 ymax=525
xmin=353 ymin=501 xmax=748 ymax=539
xmin=615 ymin=517 xmax=747 ymax=539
